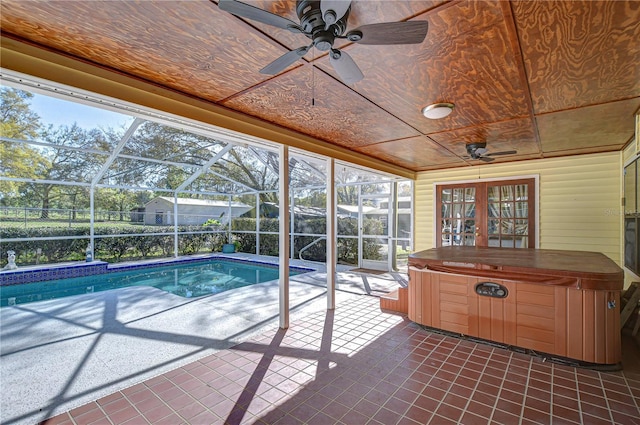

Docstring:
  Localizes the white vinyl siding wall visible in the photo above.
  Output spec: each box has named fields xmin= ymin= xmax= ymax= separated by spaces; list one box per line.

xmin=414 ymin=152 xmax=622 ymax=268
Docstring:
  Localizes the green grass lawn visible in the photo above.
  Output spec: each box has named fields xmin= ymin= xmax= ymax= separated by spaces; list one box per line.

xmin=0 ymin=220 xmax=145 ymax=229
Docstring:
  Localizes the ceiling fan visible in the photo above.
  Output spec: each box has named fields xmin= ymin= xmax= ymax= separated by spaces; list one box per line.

xmin=464 ymin=142 xmax=517 ymax=162
xmin=216 ymin=0 xmax=429 ymax=84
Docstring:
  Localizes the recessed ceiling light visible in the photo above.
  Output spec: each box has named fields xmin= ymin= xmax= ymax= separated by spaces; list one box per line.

xmin=422 ymin=102 xmax=455 ymax=119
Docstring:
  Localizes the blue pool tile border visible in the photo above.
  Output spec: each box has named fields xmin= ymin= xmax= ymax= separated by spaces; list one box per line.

xmin=0 ymin=255 xmax=315 ymax=286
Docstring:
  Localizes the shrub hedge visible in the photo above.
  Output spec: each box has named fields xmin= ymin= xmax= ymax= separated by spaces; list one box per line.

xmin=1 ymin=217 xmax=382 ymax=266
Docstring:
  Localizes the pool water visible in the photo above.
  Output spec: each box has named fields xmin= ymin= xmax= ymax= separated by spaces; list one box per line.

xmin=1 ymin=260 xmax=298 ymax=307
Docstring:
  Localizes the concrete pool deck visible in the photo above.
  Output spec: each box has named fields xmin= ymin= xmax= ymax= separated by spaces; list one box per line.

xmin=0 ymin=255 xmax=406 ymax=425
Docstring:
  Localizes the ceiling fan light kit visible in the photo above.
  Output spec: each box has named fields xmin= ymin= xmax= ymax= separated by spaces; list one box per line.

xmin=217 ymin=0 xmax=429 ymax=85
xmin=422 ymin=102 xmax=455 ymax=119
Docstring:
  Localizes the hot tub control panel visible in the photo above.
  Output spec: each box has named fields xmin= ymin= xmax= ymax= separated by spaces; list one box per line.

xmin=475 ymin=282 xmax=508 ymax=298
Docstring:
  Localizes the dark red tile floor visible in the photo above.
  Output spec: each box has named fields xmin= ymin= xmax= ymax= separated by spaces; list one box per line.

xmin=41 ymin=296 xmax=640 ymax=424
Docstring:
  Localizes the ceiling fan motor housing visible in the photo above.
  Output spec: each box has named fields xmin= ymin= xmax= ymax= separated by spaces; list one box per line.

xmin=466 ymin=142 xmax=487 ymax=155
xmin=296 ymin=0 xmax=349 ymax=50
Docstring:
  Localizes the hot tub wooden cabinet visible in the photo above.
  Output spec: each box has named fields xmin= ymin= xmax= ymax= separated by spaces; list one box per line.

xmin=408 ymin=247 xmax=624 ymax=366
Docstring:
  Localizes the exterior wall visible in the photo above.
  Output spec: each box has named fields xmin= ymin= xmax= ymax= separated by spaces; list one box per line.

xmin=144 ymin=198 xmax=250 ymax=226
xmin=415 ymin=152 xmax=622 ymax=269
xmin=144 ymin=198 xmax=173 ymax=225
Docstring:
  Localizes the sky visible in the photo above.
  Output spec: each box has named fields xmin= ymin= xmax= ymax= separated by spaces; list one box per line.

xmin=29 ymin=92 xmax=135 ymax=130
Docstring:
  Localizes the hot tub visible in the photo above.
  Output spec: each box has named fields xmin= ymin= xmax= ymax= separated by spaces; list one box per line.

xmin=408 ymin=247 xmax=624 ymax=366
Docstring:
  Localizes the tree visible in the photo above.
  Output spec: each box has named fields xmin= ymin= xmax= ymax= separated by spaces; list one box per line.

xmin=22 ymin=124 xmax=106 ymax=218
xmin=0 ymin=87 xmax=46 ymax=203
xmin=0 ymin=87 xmax=41 ymax=139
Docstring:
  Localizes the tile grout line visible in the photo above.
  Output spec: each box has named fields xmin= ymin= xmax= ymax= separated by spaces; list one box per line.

xmin=515 ymin=353 xmax=532 ymax=425
xmin=485 ymin=346 xmax=511 ymax=424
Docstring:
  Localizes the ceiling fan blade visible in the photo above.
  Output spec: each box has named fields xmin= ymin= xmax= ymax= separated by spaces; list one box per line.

xmin=217 ymin=0 xmax=301 ymax=32
xmin=487 ymin=150 xmax=517 ymax=157
xmin=321 ymin=0 xmax=351 ymax=29
xmin=351 ymin=21 xmax=428 ymax=45
xmin=260 ymin=45 xmax=311 ymax=75
xmin=479 ymin=156 xmax=495 ymax=162
xmin=329 ymin=49 xmax=364 ymax=85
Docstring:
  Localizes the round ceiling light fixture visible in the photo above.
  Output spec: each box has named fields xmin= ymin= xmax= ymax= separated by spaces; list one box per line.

xmin=422 ymin=102 xmax=455 ymax=119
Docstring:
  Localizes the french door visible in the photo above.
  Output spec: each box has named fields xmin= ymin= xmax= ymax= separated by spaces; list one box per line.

xmin=436 ymin=178 xmax=536 ymax=248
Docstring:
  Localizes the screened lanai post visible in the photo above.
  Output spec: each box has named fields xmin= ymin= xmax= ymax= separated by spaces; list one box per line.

xmin=89 ymin=187 xmax=95 ymax=259
xmin=279 ymin=145 xmax=290 ymax=329
xmin=89 ymin=118 xmax=144 ymax=260
xmin=255 ymin=193 xmax=260 ymax=255
xmin=326 ymin=158 xmax=336 ymax=310
xmin=173 ymin=193 xmax=179 ymax=257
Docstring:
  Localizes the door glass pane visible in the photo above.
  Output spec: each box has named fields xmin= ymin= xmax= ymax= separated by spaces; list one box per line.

xmin=515 ymin=184 xmax=528 ymax=201
xmin=441 ymin=218 xmax=452 ymax=245
xmin=464 ymin=219 xmax=475 ymax=234
xmin=488 ymin=235 xmax=500 ymax=247
xmin=488 ymin=202 xmax=500 ymax=218
xmin=501 ymin=185 xmax=514 ymax=201
xmin=452 ymin=203 xmax=463 ymax=220
xmin=501 ymin=203 xmax=514 ymax=218
xmin=488 ymin=219 xmax=499 ymax=235
xmin=453 ymin=188 xmax=464 ymax=202
xmin=464 ymin=188 xmax=475 ymax=201
xmin=442 ymin=189 xmax=452 ymax=203
xmin=465 ymin=203 xmax=475 ymax=218
xmin=442 ymin=203 xmax=451 ymax=219
xmin=488 ymin=186 xmax=499 ymax=202
xmin=464 ymin=235 xmax=475 ymax=246
xmin=515 ymin=219 xmax=528 ymax=235
xmin=500 ymin=236 xmax=515 ymax=248
xmin=515 ymin=202 xmax=528 ymax=218
xmin=501 ymin=220 xmax=514 ymax=235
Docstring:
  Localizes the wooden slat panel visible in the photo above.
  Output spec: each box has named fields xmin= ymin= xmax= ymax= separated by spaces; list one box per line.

xmin=583 ymin=290 xmax=596 ymax=361
xmin=517 ymin=325 xmax=555 ymax=345
xmin=431 ymin=273 xmax=441 ymax=328
xmin=441 ymin=300 xmax=468 ymax=315
xmin=517 ymin=313 xmax=555 ymax=332
xmin=409 ymin=267 xmax=426 ymax=324
xmin=517 ymin=304 xmax=555 ymax=322
xmin=517 ymin=336 xmax=555 ymax=354
xmin=554 ymin=286 xmax=567 ymax=357
xmin=477 ymin=295 xmax=492 ymax=340
xmin=503 ymin=281 xmax=518 ymax=346
xmin=566 ymin=289 xmax=584 ymax=361
xmin=611 ymin=295 xmax=621 ymax=365
xmin=379 ymin=287 xmax=409 ymax=314
xmin=441 ymin=311 xmax=468 ymax=327
xmin=440 ymin=292 xmax=468 ymax=306
xmin=468 ymin=280 xmax=480 ymax=338
xmin=593 ymin=291 xmax=606 ymax=363
xmin=607 ymin=292 xmax=621 ymax=364
xmin=490 ymin=297 xmax=505 ymax=343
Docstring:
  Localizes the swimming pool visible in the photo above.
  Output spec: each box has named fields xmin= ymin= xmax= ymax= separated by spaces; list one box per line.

xmin=1 ymin=259 xmax=307 ymax=307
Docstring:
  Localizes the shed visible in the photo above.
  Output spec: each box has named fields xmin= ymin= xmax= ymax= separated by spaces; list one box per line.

xmin=144 ymin=197 xmax=252 ymax=226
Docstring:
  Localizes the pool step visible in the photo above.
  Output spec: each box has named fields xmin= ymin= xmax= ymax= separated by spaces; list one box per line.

xmin=380 ymin=287 xmax=408 ymax=314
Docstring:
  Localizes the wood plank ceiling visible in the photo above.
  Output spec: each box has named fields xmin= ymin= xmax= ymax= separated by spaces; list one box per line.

xmin=1 ymin=0 xmax=639 ymax=172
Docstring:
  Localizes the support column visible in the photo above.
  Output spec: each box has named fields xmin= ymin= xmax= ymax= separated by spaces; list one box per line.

xmin=89 ymin=187 xmax=95 ymax=258
xmin=279 ymin=145 xmax=290 ymax=329
xmin=173 ymin=193 xmax=178 ymax=257
xmin=326 ymin=158 xmax=336 ymax=310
